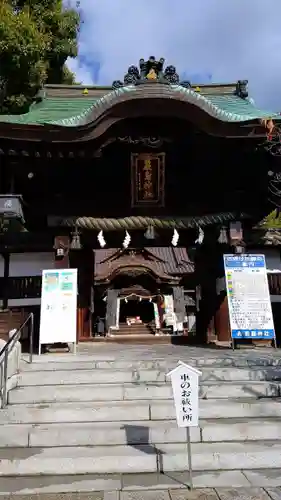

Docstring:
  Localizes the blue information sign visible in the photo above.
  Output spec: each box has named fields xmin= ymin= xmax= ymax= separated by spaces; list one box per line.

xmin=223 ymin=254 xmax=275 ymax=340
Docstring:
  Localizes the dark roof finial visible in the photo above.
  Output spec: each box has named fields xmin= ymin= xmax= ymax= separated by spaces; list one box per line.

xmin=112 ymin=56 xmax=182 ymax=88
xmin=235 ymin=80 xmax=248 ymax=99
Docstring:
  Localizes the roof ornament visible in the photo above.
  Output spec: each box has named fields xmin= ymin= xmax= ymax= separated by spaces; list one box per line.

xmin=260 ymin=119 xmax=281 ymax=156
xmin=112 ymin=56 xmax=191 ymax=89
xmin=147 ymin=68 xmax=157 ymax=80
xmin=235 ymin=80 xmax=248 ymax=99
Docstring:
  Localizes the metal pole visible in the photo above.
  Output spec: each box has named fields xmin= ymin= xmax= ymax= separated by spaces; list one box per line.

xmin=186 ymin=427 xmax=193 ymax=490
xmin=29 ymin=312 xmax=34 ymax=364
xmin=0 ymin=356 xmax=3 ymax=408
xmin=2 ymin=348 xmax=8 ymax=408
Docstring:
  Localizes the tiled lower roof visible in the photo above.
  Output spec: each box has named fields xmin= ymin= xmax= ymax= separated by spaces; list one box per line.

xmin=0 ymin=84 xmax=278 ymax=127
xmin=95 ymin=247 xmax=194 ymax=277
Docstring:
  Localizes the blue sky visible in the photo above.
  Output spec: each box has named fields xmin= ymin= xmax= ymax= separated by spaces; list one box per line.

xmin=67 ymin=0 xmax=281 ymax=111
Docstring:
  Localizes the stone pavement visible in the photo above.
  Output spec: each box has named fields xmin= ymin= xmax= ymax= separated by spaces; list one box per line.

xmin=75 ymin=343 xmax=281 ymax=360
xmin=1 ymin=487 xmax=281 ymax=499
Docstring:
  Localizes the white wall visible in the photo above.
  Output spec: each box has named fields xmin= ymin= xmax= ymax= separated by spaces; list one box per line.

xmin=9 ymin=253 xmax=54 ymax=277
xmin=8 ymin=252 xmax=54 ymax=306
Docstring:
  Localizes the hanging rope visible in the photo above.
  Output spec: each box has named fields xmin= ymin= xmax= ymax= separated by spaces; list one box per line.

xmin=62 ymin=213 xmax=241 ymax=231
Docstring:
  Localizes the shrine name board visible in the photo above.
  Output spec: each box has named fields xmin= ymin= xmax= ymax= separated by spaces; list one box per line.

xmin=224 ymin=254 xmax=275 ymax=340
xmin=131 ymin=153 xmax=165 ymax=207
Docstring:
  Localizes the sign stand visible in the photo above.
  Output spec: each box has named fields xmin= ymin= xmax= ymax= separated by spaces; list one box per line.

xmin=186 ymin=427 xmax=193 ymax=489
xmin=223 ymin=254 xmax=276 ymax=349
xmin=167 ymin=361 xmax=202 ymax=490
xmin=39 ymin=269 xmax=78 ymax=355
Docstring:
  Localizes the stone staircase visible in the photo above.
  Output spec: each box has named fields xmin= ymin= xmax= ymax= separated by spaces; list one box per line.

xmin=112 ymin=322 xmax=155 ymax=336
xmin=1 ymin=345 xmax=281 ymax=495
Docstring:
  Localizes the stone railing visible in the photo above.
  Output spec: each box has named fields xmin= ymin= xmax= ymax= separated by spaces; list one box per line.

xmin=0 ymin=329 xmax=21 ymax=408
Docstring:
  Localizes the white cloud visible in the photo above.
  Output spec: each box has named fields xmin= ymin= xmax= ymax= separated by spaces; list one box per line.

xmin=67 ymin=0 xmax=281 ymax=110
xmin=67 ymin=57 xmax=93 ymax=85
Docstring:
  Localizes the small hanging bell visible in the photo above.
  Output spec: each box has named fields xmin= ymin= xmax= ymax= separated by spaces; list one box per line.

xmin=218 ymin=226 xmax=228 ymax=244
xmin=144 ymin=225 xmax=156 ymax=239
xmin=70 ymin=228 xmax=82 ymax=250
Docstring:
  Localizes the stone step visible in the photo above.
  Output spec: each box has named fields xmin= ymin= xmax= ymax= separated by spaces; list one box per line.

xmin=8 ymin=381 xmax=281 ymax=404
xmin=1 ymin=418 xmax=281 ymax=448
xmin=20 ymin=354 xmax=281 ymax=370
xmin=1 ymin=441 xmax=281 ymax=476
xmin=18 ymin=369 xmax=166 ymax=386
xmin=1 ymin=399 xmax=281 ymax=424
xmin=17 ymin=366 xmax=281 ymax=386
xmin=3 ymin=470 xmax=279 ymax=495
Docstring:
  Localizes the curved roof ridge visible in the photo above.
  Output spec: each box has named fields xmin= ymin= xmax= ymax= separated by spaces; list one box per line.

xmin=51 ymin=83 xmax=278 ymax=127
xmin=50 ymin=86 xmax=137 ymax=126
xmin=169 ymin=84 xmax=278 ymax=122
xmin=0 ymin=82 xmax=278 ymax=127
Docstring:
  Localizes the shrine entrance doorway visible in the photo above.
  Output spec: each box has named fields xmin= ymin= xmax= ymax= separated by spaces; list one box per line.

xmin=119 ymin=293 xmax=155 ymax=325
xmin=92 ymin=247 xmax=193 ymax=340
xmin=111 ymin=272 xmax=164 ymax=336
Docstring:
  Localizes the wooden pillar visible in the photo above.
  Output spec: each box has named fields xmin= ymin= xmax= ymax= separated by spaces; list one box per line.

xmin=52 ymin=236 xmax=73 ymax=344
xmin=69 ymin=248 xmax=93 ymax=341
xmin=105 ymin=289 xmax=118 ymax=333
xmin=214 ymin=223 xmax=242 ymax=344
xmin=172 ymin=285 xmax=185 ymax=331
xmin=215 ymin=276 xmax=231 ymax=342
xmin=194 ymin=281 xmax=216 ymax=344
xmin=194 ymin=229 xmax=221 ymax=344
xmin=2 ymin=252 xmax=10 ymax=311
xmin=215 ymin=298 xmax=231 ymax=342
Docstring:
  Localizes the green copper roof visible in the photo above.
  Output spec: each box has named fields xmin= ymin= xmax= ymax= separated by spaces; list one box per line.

xmin=0 ymin=97 xmax=98 ymax=125
xmin=170 ymin=85 xmax=279 ymax=123
xmin=0 ymin=84 xmax=278 ymax=127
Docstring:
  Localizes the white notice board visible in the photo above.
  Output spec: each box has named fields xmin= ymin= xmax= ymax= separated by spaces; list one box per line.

xmin=39 ymin=268 xmax=77 ymax=346
xmin=224 ymin=254 xmax=275 ymax=340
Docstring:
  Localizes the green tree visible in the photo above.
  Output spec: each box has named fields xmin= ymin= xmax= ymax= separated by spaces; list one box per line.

xmin=0 ymin=0 xmax=80 ymax=113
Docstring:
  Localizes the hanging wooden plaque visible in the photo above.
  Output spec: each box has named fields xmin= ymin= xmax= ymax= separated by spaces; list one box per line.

xmin=131 ymin=153 xmax=165 ymax=207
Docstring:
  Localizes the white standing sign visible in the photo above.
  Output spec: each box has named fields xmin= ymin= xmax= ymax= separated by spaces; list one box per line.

xmin=167 ymin=361 xmax=202 ymax=489
xmin=167 ymin=361 xmax=202 ymax=427
xmin=223 ymin=254 xmax=276 ymax=341
xmin=39 ymin=268 xmax=78 ymax=353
